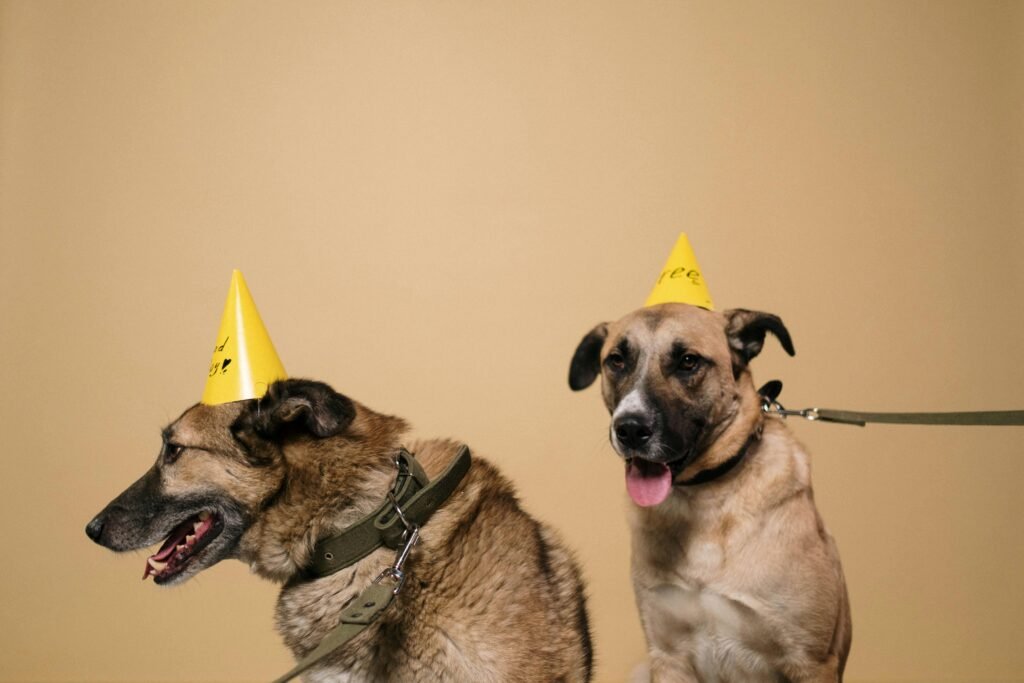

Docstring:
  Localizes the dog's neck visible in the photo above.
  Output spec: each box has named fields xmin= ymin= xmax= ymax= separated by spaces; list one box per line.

xmin=237 ymin=405 xmax=408 ymax=583
xmin=676 ymin=371 xmax=764 ymax=485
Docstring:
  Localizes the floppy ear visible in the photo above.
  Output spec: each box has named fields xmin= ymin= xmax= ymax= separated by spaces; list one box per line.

xmin=568 ymin=323 xmax=608 ymax=391
xmin=724 ymin=309 xmax=795 ymax=370
xmin=244 ymin=378 xmax=356 ymax=440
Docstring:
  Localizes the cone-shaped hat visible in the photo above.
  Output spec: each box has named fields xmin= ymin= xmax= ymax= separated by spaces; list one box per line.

xmin=200 ymin=270 xmax=287 ymax=405
xmin=644 ymin=233 xmax=714 ymax=310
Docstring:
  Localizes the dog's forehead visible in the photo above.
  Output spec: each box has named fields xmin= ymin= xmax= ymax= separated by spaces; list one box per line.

xmin=607 ymin=304 xmax=727 ymax=356
xmin=166 ymin=402 xmax=246 ymax=449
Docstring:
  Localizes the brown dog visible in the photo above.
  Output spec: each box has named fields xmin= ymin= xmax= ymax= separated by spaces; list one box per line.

xmin=569 ymin=304 xmax=851 ymax=682
xmin=86 ymin=379 xmax=592 ymax=682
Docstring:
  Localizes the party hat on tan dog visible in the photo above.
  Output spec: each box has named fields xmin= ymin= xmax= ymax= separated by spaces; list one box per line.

xmin=644 ymin=233 xmax=714 ymax=310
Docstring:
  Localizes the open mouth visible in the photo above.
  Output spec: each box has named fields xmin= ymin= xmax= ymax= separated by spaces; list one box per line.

xmin=142 ymin=511 xmax=223 ymax=584
xmin=624 ymin=457 xmax=687 ymax=508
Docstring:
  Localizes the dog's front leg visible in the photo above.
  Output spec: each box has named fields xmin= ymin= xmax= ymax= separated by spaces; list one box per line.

xmin=788 ymin=658 xmax=843 ymax=683
xmin=628 ymin=655 xmax=701 ymax=683
xmin=631 ymin=583 xmax=702 ymax=682
xmin=641 ymin=650 xmax=700 ymax=683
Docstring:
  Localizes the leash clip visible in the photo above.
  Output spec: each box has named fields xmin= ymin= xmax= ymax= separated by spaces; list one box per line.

xmin=761 ymin=396 xmax=820 ymax=421
xmin=373 ymin=525 xmax=419 ymax=595
xmin=374 ymin=487 xmax=420 ymax=596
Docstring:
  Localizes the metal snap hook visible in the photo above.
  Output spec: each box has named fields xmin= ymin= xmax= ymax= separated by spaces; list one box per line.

xmin=387 ymin=492 xmax=414 ymax=534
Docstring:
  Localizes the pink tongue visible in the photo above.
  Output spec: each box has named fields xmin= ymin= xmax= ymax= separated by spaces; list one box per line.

xmin=626 ymin=460 xmax=672 ymax=507
xmin=149 ymin=517 xmax=196 ymax=563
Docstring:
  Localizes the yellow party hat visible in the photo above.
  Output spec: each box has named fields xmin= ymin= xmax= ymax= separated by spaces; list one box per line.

xmin=200 ymin=270 xmax=287 ymax=405
xmin=644 ymin=233 xmax=714 ymax=310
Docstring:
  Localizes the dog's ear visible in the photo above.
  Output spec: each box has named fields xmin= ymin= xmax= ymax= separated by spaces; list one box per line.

xmin=568 ymin=323 xmax=609 ymax=391
xmin=724 ymin=309 xmax=795 ymax=371
xmin=239 ymin=379 xmax=356 ymax=442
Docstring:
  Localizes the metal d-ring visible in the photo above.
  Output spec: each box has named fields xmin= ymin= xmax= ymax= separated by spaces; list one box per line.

xmin=762 ymin=397 xmax=788 ymax=418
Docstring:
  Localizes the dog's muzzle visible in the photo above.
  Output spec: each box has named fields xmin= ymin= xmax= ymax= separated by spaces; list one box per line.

xmin=613 ymin=413 xmax=654 ymax=451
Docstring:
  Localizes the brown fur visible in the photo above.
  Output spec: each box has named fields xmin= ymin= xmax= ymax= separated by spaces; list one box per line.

xmin=570 ymin=304 xmax=851 ymax=682
xmin=87 ymin=379 xmax=592 ymax=682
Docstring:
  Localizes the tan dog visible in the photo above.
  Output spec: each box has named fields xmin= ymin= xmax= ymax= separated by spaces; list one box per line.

xmin=86 ymin=379 xmax=592 ymax=682
xmin=569 ymin=304 xmax=851 ymax=682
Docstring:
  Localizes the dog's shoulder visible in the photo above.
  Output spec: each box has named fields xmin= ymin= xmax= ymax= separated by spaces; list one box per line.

xmin=404 ymin=438 xmax=572 ymax=570
xmin=406 ymin=437 xmax=520 ymax=503
xmin=755 ymin=418 xmax=814 ymax=490
xmin=405 ymin=438 xmax=470 ymax=478
xmin=403 ymin=438 xmax=593 ymax=681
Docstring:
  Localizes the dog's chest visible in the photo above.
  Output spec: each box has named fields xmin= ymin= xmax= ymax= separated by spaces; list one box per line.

xmin=640 ymin=580 xmax=783 ymax=681
xmin=274 ymin=566 xmax=389 ymax=680
xmin=275 ymin=564 xmax=496 ymax=682
xmin=632 ymin=505 xmax=785 ymax=680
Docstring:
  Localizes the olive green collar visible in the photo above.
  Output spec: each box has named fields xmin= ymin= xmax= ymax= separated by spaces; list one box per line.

xmin=305 ymin=446 xmax=472 ymax=579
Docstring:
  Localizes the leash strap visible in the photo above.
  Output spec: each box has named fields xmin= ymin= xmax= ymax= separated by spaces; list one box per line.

xmin=270 ymin=581 xmax=397 ymax=683
xmin=759 ymin=381 xmax=1024 ymax=427
xmin=801 ymin=408 xmax=1024 ymax=427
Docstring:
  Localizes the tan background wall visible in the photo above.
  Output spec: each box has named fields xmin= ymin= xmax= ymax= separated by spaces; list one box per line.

xmin=1 ymin=1 xmax=1022 ymax=681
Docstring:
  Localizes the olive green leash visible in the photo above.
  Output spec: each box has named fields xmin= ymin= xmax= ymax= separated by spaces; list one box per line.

xmin=759 ymin=381 xmax=1024 ymax=427
xmin=271 ymin=446 xmax=472 ymax=683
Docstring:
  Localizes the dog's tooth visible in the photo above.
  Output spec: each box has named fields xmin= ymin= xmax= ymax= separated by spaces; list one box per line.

xmin=198 ymin=511 xmax=211 ymax=521
xmin=176 ymin=544 xmax=187 ymax=553
xmin=193 ymin=521 xmax=202 ymax=532
xmin=186 ymin=534 xmax=196 ymax=545
xmin=148 ymin=558 xmax=167 ymax=572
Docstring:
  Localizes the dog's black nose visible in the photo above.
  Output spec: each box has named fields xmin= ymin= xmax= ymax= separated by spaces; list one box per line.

xmin=614 ymin=416 xmax=653 ymax=449
xmin=85 ymin=516 xmax=105 ymax=543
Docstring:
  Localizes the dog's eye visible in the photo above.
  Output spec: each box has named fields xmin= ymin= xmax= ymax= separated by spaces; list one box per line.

xmin=162 ymin=442 xmax=184 ymax=464
xmin=679 ymin=354 xmax=702 ymax=373
xmin=604 ymin=352 xmax=626 ymax=371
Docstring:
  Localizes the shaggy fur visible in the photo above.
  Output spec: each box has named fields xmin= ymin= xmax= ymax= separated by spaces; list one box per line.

xmin=569 ymin=304 xmax=851 ymax=682
xmin=86 ymin=379 xmax=593 ymax=682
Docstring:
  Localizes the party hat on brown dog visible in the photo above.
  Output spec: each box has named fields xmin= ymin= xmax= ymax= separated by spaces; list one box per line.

xmin=201 ymin=270 xmax=287 ymax=405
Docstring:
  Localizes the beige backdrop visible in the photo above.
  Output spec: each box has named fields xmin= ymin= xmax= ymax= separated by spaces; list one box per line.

xmin=2 ymin=2 xmax=1022 ymax=681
